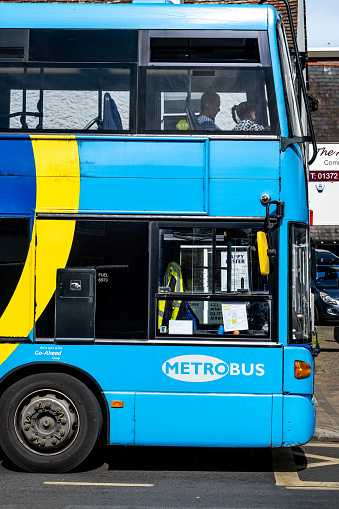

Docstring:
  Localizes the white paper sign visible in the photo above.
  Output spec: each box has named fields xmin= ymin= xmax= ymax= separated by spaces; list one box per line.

xmin=221 ymin=249 xmax=249 ymax=291
xmin=222 ymin=303 xmax=249 ymax=332
xmin=308 ymin=143 xmax=339 ymax=225
xmin=169 ymin=320 xmax=193 ymax=335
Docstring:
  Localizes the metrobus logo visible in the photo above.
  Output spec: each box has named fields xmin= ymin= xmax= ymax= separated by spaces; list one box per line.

xmin=162 ymin=355 xmax=265 ymax=382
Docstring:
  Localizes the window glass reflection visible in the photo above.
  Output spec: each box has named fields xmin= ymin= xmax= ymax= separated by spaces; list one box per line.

xmin=143 ymin=67 xmax=278 ymax=133
xmin=158 ymin=226 xmax=271 ymax=338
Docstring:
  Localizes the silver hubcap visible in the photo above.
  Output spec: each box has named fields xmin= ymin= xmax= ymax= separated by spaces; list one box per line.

xmin=15 ymin=390 xmax=79 ymax=455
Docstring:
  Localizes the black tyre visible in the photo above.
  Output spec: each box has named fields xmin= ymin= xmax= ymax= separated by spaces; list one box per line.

xmin=0 ymin=373 xmax=102 ymax=473
xmin=314 ymin=304 xmax=320 ymax=325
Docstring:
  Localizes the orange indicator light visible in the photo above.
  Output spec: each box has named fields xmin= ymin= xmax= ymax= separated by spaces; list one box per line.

xmin=233 ymin=331 xmax=240 ymax=335
xmin=111 ymin=401 xmax=123 ymax=408
xmin=294 ymin=360 xmax=312 ymax=379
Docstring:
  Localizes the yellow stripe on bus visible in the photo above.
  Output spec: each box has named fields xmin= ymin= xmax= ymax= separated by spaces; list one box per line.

xmin=35 ymin=219 xmax=78 ymax=321
xmin=32 ymin=136 xmax=80 ymax=213
xmin=0 ymin=344 xmax=19 ymax=366
xmin=0 ymin=137 xmax=80 ymax=337
xmin=0 ymin=229 xmax=35 ymax=336
xmin=33 ymin=137 xmax=80 ymax=322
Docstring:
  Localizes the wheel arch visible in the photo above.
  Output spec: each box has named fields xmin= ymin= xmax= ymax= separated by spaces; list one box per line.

xmin=0 ymin=361 xmax=109 ymax=444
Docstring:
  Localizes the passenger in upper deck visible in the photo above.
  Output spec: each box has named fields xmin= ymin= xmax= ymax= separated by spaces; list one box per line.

xmin=197 ymin=92 xmax=221 ymax=131
xmin=231 ymin=101 xmax=267 ymax=131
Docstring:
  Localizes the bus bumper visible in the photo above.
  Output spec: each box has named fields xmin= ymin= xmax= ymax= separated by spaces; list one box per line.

xmin=282 ymin=394 xmax=316 ymax=446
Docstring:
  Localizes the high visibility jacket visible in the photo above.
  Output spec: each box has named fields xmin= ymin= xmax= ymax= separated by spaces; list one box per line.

xmin=158 ymin=261 xmax=185 ymax=329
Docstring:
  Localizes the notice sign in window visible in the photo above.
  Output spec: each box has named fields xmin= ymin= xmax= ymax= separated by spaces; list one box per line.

xmin=169 ymin=320 xmax=193 ymax=335
xmin=222 ymin=303 xmax=249 ymax=332
xmin=221 ymin=249 xmax=249 ymax=292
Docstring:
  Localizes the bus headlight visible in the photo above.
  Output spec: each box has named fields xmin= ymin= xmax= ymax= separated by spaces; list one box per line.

xmin=319 ymin=291 xmax=339 ymax=305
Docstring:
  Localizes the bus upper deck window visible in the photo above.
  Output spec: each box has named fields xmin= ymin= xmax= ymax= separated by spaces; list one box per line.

xmin=140 ymin=31 xmax=279 ymax=135
xmin=142 ymin=67 xmax=278 ymax=134
xmin=0 ymin=29 xmax=137 ymax=132
xmin=150 ymin=37 xmax=260 ymax=64
xmin=0 ymin=65 xmax=134 ymax=132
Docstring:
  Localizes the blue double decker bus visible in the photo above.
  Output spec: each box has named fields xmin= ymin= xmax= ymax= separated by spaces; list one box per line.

xmin=0 ymin=0 xmax=317 ymax=473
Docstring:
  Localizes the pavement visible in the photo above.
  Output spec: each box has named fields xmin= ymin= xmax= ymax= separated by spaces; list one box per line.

xmin=312 ymin=325 xmax=339 ymax=441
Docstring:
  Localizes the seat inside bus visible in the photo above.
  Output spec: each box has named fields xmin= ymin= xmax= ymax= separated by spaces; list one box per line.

xmin=103 ymin=93 xmax=123 ymax=130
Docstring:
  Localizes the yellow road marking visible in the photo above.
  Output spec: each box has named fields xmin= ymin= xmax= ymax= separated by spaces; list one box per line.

xmin=272 ymin=448 xmax=300 ymax=486
xmin=45 ymin=446 xmax=339 ymax=491
xmin=272 ymin=448 xmax=339 ymax=490
xmin=302 ymin=443 xmax=339 ymax=448
xmin=286 ymin=487 xmax=339 ymax=491
xmin=44 ymin=482 xmax=154 ymax=487
xmin=294 ymin=451 xmax=339 ymax=469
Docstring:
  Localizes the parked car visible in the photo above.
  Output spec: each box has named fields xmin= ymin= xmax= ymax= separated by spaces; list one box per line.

xmin=316 ymin=248 xmax=339 ymax=266
xmin=312 ymin=266 xmax=339 ymax=324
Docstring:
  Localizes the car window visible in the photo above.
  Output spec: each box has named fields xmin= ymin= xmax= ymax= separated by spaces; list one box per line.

xmin=316 ymin=250 xmax=339 ymax=261
xmin=315 ymin=267 xmax=339 ymax=289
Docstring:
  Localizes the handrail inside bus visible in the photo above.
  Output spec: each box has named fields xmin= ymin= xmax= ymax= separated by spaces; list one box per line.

xmin=258 ymin=0 xmax=317 ymax=165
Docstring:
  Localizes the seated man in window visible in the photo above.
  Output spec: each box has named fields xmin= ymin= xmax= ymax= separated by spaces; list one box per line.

xmin=197 ymin=92 xmax=221 ymax=131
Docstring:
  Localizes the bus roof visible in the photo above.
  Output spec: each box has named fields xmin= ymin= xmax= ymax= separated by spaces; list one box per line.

xmin=0 ymin=3 xmax=279 ymax=31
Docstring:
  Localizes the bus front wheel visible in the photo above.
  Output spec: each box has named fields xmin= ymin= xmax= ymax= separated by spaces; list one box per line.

xmin=0 ymin=373 xmax=102 ymax=473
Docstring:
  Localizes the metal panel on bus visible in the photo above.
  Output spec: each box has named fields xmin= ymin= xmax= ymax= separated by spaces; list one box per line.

xmin=134 ymin=393 xmax=272 ymax=447
xmin=0 ymin=136 xmax=287 ymax=218
xmin=209 ymin=140 xmax=280 ymax=180
xmin=209 ymin=139 xmax=280 ymax=217
xmin=55 ymin=268 xmax=96 ymax=342
xmin=106 ymin=392 xmax=135 ymax=445
xmin=271 ymin=394 xmax=283 ymax=447
xmin=209 ymin=179 xmax=279 ymax=217
xmin=282 ymin=395 xmax=315 ymax=446
xmin=0 ymin=138 xmax=36 ymax=215
xmin=99 ymin=345 xmax=283 ymax=395
xmin=0 ymin=343 xmax=283 ymax=394
xmin=283 ymin=346 xmax=314 ymax=396
xmin=280 ymin=146 xmax=309 ymax=222
xmin=0 ymin=3 xmax=274 ymax=31
xmin=0 ymin=344 xmax=285 ymax=447
xmin=106 ymin=391 xmax=285 ymax=447
xmin=78 ymin=139 xmax=207 ymax=214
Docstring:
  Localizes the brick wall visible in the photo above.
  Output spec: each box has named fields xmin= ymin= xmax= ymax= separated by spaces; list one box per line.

xmin=309 ymin=64 xmax=339 ymax=143
xmin=310 ymin=226 xmax=339 ymax=245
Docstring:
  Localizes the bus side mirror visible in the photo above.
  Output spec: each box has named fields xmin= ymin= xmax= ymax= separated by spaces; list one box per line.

xmin=257 ymin=231 xmax=270 ymax=276
xmin=311 ymin=247 xmax=317 ymax=281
